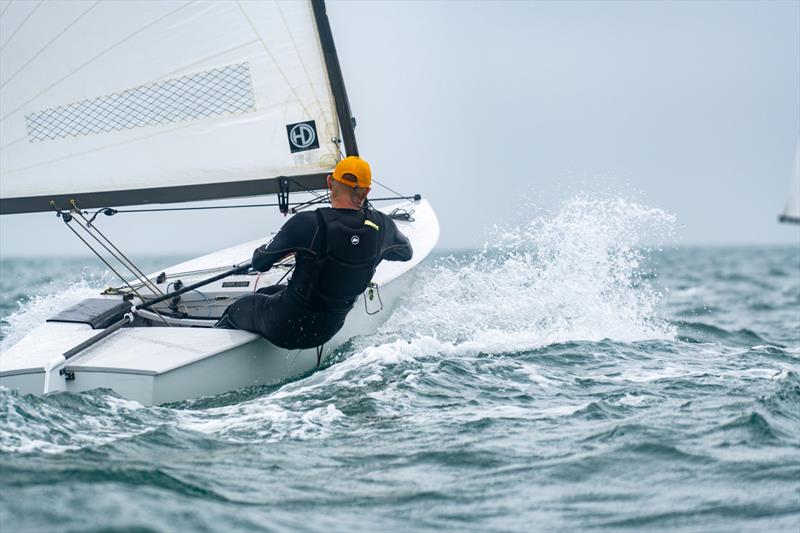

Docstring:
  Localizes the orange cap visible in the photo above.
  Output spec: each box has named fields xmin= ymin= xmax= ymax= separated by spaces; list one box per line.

xmin=332 ymin=156 xmax=371 ymax=189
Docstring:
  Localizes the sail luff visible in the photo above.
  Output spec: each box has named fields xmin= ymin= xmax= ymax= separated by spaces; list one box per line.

xmin=311 ymin=0 xmax=358 ymax=157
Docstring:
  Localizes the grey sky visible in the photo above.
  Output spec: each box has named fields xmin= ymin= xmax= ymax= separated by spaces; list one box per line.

xmin=1 ymin=0 xmax=798 ymax=257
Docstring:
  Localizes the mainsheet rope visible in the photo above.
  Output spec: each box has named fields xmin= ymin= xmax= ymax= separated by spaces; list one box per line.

xmin=84 ymin=194 xmax=419 ymax=216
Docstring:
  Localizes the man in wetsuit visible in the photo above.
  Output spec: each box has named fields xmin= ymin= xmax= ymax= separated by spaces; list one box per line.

xmin=216 ymin=156 xmax=413 ymax=350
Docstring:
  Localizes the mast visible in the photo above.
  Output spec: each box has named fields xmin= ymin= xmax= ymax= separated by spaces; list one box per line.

xmin=311 ymin=0 xmax=359 ymax=157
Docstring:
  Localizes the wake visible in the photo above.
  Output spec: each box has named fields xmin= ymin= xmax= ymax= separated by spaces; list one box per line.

xmin=386 ymin=195 xmax=677 ymax=352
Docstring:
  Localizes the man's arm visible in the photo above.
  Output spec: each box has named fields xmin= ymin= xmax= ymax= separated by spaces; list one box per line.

xmin=251 ymin=212 xmax=318 ymax=271
xmin=380 ymin=216 xmax=413 ymax=262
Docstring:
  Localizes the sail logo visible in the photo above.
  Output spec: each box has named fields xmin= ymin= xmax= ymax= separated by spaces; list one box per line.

xmin=351 ymin=235 xmax=360 ymax=245
xmin=286 ymin=120 xmax=319 ymax=153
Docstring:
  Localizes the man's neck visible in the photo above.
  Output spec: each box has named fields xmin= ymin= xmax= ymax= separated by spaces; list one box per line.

xmin=330 ymin=198 xmax=362 ymax=210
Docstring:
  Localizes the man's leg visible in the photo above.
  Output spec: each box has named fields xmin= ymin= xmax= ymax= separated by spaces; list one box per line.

xmin=256 ymin=284 xmax=287 ymax=296
xmin=215 ymin=293 xmax=278 ymax=334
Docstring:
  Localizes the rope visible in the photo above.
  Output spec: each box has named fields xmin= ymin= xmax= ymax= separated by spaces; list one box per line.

xmin=372 ymin=179 xmax=407 ymax=198
xmin=167 ymin=282 xmax=211 ymax=318
xmin=91 ymin=195 xmax=419 ymax=216
xmin=332 ymin=137 xmax=345 ymax=159
xmin=60 ymin=217 xmax=132 ymax=294
xmin=52 ymin=202 xmax=172 ymax=326
xmin=316 ymin=344 xmax=325 ymax=367
xmin=112 ymin=254 xmax=294 ymax=294
xmin=389 ymin=207 xmax=415 ymax=222
xmin=274 ymin=264 xmax=295 ymax=286
xmin=57 ymin=213 xmax=171 ymax=327
xmin=73 ymin=205 xmax=163 ymax=296
xmin=364 ymin=283 xmax=383 ymax=315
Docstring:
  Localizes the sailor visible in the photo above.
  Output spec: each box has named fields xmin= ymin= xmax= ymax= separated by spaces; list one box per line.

xmin=216 ymin=156 xmax=413 ymax=349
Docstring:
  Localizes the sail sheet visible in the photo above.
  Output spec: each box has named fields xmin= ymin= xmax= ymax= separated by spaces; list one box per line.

xmin=0 ymin=0 xmax=347 ymax=214
xmin=779 ymin=136 xmax=800 ymax=224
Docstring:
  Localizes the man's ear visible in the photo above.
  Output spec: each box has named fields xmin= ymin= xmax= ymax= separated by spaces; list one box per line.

xmin=326 ymin=175 xmax=332 ymax=189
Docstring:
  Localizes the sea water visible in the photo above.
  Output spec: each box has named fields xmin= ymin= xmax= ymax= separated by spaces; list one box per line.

xmin=1 ymin=197 xmax=798 ymax=532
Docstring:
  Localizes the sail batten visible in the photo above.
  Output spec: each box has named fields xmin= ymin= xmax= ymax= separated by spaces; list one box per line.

xmin=1 ymin=0 xmax=350 ymax=215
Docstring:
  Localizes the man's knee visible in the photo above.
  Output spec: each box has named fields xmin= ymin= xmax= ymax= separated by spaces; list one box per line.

xmin=214 ymin=313 xmax=238 ymax=329
xmin=219 ymin=294 xmax=268 ymax=331
xmin=256 ymin=284 xmax=286 ymax=296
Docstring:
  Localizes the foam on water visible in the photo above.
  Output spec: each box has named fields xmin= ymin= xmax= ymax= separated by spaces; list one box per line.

xmin=388 ymin=195 xmax=677 ymax=350
xmin=1 ymin=280 xmax=106 ymax=351
xmin=0 ymin=195 xmax=682 ymax=454
xmin=1 ymin=205 xmax=799 ymax=532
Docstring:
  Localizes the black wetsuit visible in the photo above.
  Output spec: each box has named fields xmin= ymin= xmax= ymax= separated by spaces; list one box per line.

xmin=219 ymin=207 xmax=413 ymax=349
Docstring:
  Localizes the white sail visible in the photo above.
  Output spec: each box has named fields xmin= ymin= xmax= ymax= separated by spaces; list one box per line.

xmin=779 ymin=136 xmax=800 ymax=224
xmin=0 ymin=0 xmax=346 ymax=213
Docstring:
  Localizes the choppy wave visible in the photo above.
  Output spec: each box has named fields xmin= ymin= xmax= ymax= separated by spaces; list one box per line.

xmin=1 ymin=196 xmax=799 ymax=532
xmin=389 ymin=196 xmax=677 ymax=349
xmin=0 ymin=280 xmax=105 ymax=351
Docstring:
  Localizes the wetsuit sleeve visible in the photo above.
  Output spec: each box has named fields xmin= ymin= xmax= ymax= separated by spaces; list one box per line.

xmin=380 ymin=215 xmax=413 ymax=262
xmin=251 ymin=212 xmax=319 ymax=272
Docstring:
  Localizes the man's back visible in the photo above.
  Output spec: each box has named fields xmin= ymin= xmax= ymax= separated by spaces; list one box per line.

xmin=252 ymin=207 xmax=412 ymax=308
xmin=219 ymin=206 xmax=412 ymax=349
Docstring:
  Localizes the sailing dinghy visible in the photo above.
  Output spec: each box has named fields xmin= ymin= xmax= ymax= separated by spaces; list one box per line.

xmin=778 ymin=135 xmax=800 ymax=224
xmin=0 ymin=0 xmax=439 ymax=405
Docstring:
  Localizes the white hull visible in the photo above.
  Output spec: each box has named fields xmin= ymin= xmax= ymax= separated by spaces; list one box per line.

xmin=1 ymin=200 xmax=438 ymax=405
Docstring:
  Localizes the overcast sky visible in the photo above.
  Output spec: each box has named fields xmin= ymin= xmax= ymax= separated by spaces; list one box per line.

xmin=1 ymin=0 xmax=798 ymax=257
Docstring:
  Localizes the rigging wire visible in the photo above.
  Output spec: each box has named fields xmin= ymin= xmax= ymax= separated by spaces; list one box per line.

xmin=290 ymin=178 xmax=327 ymax=199
xmin=54 ymin=210 xmax=172 ymax=327
xmin=52 ymin=202 xmax=173 ymax=326
xmin=86 ymin=194 xmax=420 ymax=216
xmin=371 ymin=179 xmax=408 ymax=199
xmin=72 ymin=204 xmax=164 ymax=296
xmin=109 ymin=254 xmax=295 ymax=295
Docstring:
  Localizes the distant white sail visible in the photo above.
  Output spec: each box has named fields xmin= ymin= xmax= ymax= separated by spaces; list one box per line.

xmin=0 ymin=0 xmax=349 ymax=214
xmin=779 ymin=136 xmax=800 ymax=224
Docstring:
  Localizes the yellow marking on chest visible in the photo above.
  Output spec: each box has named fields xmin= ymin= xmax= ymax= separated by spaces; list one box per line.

xmin=364 ymin=220 xmax=380 ymax=231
